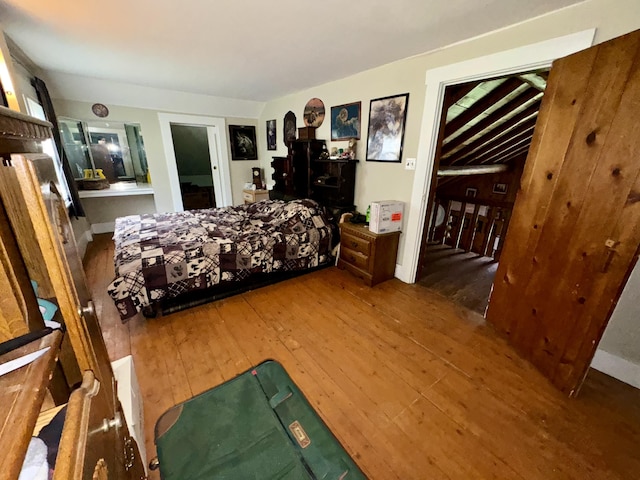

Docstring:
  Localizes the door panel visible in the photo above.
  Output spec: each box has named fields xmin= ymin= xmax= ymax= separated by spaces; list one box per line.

xmin=486 ymin=30 xmax=640 ymax=396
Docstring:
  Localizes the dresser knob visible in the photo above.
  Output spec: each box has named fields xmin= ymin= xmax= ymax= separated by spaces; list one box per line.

xmin=350 ymin=241 xmax=358 ymax=248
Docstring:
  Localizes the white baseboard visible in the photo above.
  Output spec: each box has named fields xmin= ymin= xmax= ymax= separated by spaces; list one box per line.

xmin=76 ymin=230 xmax=93 ymax=260
xmin=91 ymin=222 xmax=115 ymax=234
xmin=591 ymin=349 xmax=640 ymax=390
xmin=394 ymin=263 xmax=411 ymax=283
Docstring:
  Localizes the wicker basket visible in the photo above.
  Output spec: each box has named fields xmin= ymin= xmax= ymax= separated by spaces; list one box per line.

xmin=81 ymin=178 xmax=110 ymax=190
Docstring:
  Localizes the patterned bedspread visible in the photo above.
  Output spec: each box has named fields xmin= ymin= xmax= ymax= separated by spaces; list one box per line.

xmin=107 ymin=199 xmax=333 ymax=320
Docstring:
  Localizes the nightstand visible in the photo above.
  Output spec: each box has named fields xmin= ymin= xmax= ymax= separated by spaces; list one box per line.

xmin=243 ymin=189 xmax=269 ymax=204
xmin=337 ymin=222 xmax=400 ymax=286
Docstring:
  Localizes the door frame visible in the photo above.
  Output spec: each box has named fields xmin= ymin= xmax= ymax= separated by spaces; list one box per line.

xmin=398 ymin=29 xmax=596 ymax=284
xmin=158 ymin=113 xmax=233 ymax=211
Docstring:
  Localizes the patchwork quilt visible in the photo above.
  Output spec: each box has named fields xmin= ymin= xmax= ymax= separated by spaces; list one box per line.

xmin=107 ymin=199 xmax=333 ymax=320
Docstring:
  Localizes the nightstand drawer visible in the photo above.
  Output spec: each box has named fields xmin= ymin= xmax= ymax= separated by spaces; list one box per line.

xmin=243 ymin=189 xmax=269 ymax=204
xmin=339 ymin=247 xmax=370 ymax=271
xmin=340 ymin=232 xmax=371 ymax=256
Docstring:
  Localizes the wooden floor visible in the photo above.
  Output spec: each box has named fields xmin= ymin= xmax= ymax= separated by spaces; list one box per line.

xmin=418 ymin=243 xmax=498 ymax=315
xmin=85 ymin=234 xmax=640 ymax=480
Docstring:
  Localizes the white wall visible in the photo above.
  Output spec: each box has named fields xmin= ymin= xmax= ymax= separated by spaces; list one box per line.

xmin=257 ymin=0 xmax=640 ymax=271
xmin=257 ymin=0 xmax=640 ymax=384
xmin=591 ymin=262 xmax=640 ymax=388
xmin=52 ymin=100 xmax=262 ymax=221
xmin=81 ymin=195 xmax=157 ymax=234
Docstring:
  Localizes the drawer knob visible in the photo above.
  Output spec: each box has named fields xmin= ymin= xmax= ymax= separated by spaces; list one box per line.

xmin=350 ymin=241 xmax=358 ymax=248
xmin=282 ymin=173 xmax=288 ymax=178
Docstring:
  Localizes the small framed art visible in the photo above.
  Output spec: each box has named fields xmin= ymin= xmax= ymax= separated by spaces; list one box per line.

xmin=229 ymin=125 xmax=258 ymax=160
xmin=331 ymin=102 xmax=361 ymax=140
xmin=493 ymin=182 xmax=508 ymax=194
xmin=266 ymin=119 xmax=276 ymax=150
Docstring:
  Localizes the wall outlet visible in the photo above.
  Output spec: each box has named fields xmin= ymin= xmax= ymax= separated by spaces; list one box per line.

xmin=405 ymin=157 xmax=416 ymax=170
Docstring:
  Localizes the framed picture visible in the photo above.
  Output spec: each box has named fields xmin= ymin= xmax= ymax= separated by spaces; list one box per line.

xmin=303 ymin=97 xmax=325 ymax=127
xmin=493 ymin=182 xmax=508 ymax=194
xmin=366 ymin=93 xmax=409 ymax=162
xmin=229 ymin=125 xmax=258 ymax=160
xmin=331 ymin=102 xmax=361 ymax=140
xmin=266 ymin=119 xmax=276 ymax=150
xmin=465 ymin=187 xmax=477 ymax=198
xmin=283 ymin=111 xmax=296 ymax=146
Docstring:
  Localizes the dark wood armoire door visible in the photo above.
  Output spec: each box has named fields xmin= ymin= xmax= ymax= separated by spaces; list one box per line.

xmin=486 ymin=29 xmax=640 ymax=396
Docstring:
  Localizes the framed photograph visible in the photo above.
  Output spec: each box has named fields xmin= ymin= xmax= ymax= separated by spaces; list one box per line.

xmin=266 ymin=119 xmax=276 ymax=150
xmin=465 ymin=187 xmax=477 ymax=198
xmin=331 ymin=102 xmax=361 ymax=140
xmin=493 ymin=182 xmax=508 ymax=194
xmin=229 ymin=125 xmax=258 ymax=160
xmin=366 ymin=93 xmax=409 ymax=162
xmin=303 ymin=97 xmax=325 ymax=127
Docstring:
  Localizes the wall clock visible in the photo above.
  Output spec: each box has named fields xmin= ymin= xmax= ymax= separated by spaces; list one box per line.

xmin=91 ymin=103 xmax=109 ymax=118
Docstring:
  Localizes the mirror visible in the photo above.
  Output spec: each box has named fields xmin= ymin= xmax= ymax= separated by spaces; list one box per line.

xmin=59 ymin=117 xmax=150 ymax=187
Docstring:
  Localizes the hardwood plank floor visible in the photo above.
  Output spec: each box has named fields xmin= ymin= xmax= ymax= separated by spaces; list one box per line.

xmin=418 ymin=243 xmax=498 ymax=314
xmin=85 ymin=234 xmax=640 ymax=480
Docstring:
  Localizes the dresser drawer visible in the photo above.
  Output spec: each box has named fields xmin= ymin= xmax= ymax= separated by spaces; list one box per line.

xmin=339 ymin=246 xmax=370 ymax=271
xmin=242 ymin=191 xmax=254 ymax=202
xmin=341 ymin=232 xmax=371 ymax=256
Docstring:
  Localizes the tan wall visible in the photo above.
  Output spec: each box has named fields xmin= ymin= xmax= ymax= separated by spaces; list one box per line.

xmin=52 ymin=100 xmax=260 ymax=221
xmin=257 ymin=0 xmax=640 ymax=377
xmin=257 ymin=0 xmax=640 ymax=266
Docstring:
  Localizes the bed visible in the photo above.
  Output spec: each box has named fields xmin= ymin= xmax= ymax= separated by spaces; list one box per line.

xmin=107 ymin=198 xmax=334 ymax=320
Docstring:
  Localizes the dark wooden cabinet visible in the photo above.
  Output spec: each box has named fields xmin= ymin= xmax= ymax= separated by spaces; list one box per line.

xmin=271 ymin=139 xmax=357 ymax=217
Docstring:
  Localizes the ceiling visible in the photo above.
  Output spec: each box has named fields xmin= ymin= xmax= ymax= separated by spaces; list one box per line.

xmin=439 ymin=71 xmax=547 ymax=170
xmin=0 ymin=0 xmax=583 ymax=102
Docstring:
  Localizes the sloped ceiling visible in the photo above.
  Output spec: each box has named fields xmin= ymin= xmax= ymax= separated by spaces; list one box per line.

xmin=0 ymin=0 xmax=584 ymax=101
xmin=440 ymin=72 xmax=547 ymax=169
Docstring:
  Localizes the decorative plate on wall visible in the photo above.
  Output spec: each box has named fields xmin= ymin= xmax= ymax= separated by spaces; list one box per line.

xmin=303 ymin=98 xmax=325 ymax=128
xmin=91 ymin=103 xmax=109 ymax=118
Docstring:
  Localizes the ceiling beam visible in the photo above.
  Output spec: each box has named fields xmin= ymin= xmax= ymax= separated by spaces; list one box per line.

xmin=442 ymin=91 xmax=541 ymax=155
xmin=445 ymin=81 xmax=481 ymax=109
xmin=437 ymin=164 xmax=510 ymax=176
xmin=477 ymin=135 xmax=533 ymax=165
xmin=449 ymin=119 xmax=536 ymax=166
xmin=490 ymin=145 xmax=532 ymax=165
xmin=444 ymin=115 xmax=538 ymax=165
xmin=443 ymin=77 xmax=525 ymax=138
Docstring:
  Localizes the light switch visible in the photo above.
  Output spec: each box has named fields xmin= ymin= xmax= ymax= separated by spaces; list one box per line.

xmin=405 ymin=157 xmax=416 ymax=170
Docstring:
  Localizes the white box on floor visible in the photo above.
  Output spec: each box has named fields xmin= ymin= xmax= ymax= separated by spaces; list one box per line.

xmin=369 ymin=200 xmax=404 ymax=233
xmin=112 ymin=355 xmax=147 ymax=472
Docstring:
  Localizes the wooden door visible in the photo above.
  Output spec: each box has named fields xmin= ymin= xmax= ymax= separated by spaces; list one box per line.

xmin=486 ymin=29 xmax=640 ymax=396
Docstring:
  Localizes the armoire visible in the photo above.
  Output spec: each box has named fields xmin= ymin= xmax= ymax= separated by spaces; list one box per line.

xmin=0 ymin=106 xmax=146 ymax=479
xmin=271 ymin=139 xmax=357 ymax=219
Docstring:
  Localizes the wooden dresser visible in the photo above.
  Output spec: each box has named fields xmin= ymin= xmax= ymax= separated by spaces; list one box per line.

xmin=0 ymin=107 xmax=145 ymax=479
xmin=337 ymin=222 xmax=400 ymax=286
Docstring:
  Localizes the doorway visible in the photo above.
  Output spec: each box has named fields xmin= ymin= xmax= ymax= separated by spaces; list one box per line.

xmin=418 ymin=70 xmax=547 ymax=314
xmin=158 ymin=113 xmax=233 ymax=212
xmin=170 ymin=124 xmax=216 ymax=210
xmin=398 ymin=29 xmax=596 ymax=285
